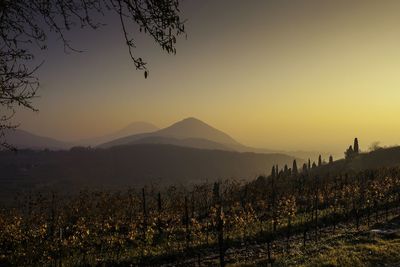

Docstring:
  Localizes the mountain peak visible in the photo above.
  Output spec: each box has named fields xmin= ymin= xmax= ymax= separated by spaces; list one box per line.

xmin=181 ymin=117 xmax=203 ymax=122
xmin=158 ymin=117 xmax=239 ymax=145
xmin=99 ymin=117 xmax=242 ymax=148
xmin=174 ymin=117 xmax=208 ymax=126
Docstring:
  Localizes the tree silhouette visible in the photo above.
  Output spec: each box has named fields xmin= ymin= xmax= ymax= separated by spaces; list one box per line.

xmin=292 ymin=160 xmax=298 ymax=175
xmin=0 ymin=0 xmax=185 ymax=149
xmin=318 ymin=155 xmax=322 ymax=166
xmin=312 ymin=162 xmax=317 ymax=169
xmin=302 ymin=163 xmax=307 ymax=172
xmin=354 ymin=138 xmax=359 ymax=154
xmin=329 ymin=155 xmax=333 ymax=164
xmin=345 ymin=145 xmax=354 ymax=159
xmin=308 ymin=159 xmax=311 ymax=170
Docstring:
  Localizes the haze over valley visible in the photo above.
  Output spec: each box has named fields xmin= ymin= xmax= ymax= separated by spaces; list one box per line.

xmin=0 ymin=117 xmax=302 ymax=200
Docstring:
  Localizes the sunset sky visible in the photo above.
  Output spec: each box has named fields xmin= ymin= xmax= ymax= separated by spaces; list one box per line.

xmin=15 ymin=0 xmax=400 ymax=155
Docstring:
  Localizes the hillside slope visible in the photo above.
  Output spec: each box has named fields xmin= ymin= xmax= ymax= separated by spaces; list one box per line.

xmin=311 ymin=146 xmax=400 ymax=175
xmin=77 ymin=121 xmax=159 ymax=146
xmin=2 ymin=129 xmax=72 ymax=150
xmin=0 ymin=144 xmax=298 ymax=196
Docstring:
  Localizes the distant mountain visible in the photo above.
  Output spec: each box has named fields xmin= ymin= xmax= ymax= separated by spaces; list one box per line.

xmin=2 ymin=129 xmax=71 ymax=150
xmin=100 ymin=117 xmax=244 ymax=149
xmin=154 ymin=117 xmax=240 ymax=145
xmin=0 ymin=144 xmax=299 ymax=198
xmin=97 ymin=118 xmax=330 ymax=160
xmin=3 ymin=119 xmax=328 ymax=160
xmin=77 ymin=121 xmax=159 ymax=146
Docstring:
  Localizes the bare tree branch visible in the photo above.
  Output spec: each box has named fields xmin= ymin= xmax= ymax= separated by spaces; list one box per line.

xmin=0 ymin=0 xmax=185 ymax=149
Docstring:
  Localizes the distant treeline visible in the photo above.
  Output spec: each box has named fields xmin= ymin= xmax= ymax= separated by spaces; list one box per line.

xmin=0 ymin=143 xmax=297 ymax=200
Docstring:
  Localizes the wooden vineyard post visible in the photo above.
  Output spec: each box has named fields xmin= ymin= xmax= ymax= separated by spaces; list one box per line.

xmin=270 ymin=177 xmax=277 ymax=233
xmin=213 ymin=182 xmax=225 ymax=267
xmin=333 ymin=176 xmax=338 ymax=234
xmin=266 ymin=222 xmax=275 ymax=267
xmin=142 ymin=188 xmax=147 ymax=242
xmin=315 ymin=181 xmax=319 ymax=242
xmin=158 ymin=192 xmax=162 ymax=212
xmin=157 ymin=192 xmax=163 ymax=239
xmin=59 ymin=227 xmax=63 ymax=267
xmin=191 ymin=191 xmax=195 ymax=218
xmin=184 ymin=195 xmax=190 ymax=249
xmin=267 ymin=240 xmax=272 ymax=267
xmin=286 ymin=216 xmax=291 ymax=252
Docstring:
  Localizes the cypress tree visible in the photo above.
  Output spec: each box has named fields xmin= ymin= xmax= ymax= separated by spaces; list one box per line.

xmin=292 ymin=160 xmax=298 ymax=175
xmin=318 ymin=155 xmax=322 ymax=166
xmin=329 ymin=155 xmax=333 ymax=163
xmin=308 ymin=159 xmax=311 ymax=170
xmin=312 ymin=162 xmax=317 ymax=169
xmin=302 ymin=163 xmax=307 ymax=172
xmin=345 ymin=145 xmax=354 ymax=159
xmin=354 ymin=138 xmax=359 ymax=154
xmin=271 ymin=165 xmax=276 ymax=178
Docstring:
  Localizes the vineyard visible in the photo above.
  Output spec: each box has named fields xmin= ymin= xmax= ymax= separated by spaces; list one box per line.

xmin=1 ymin=167 xmax=400 ymax=266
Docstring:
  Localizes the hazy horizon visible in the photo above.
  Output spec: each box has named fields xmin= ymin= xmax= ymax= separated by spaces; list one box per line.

xmin=12 ymin=0 xmax=400 ymax=154
xmin=13 ymin=116 xmax=387 ymax=158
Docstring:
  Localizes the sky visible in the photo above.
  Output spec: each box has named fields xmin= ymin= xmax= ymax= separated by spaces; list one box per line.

xmin=15 ymin=0 xmax=400 ymax=155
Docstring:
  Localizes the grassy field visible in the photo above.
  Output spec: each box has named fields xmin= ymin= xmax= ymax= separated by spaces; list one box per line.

xmin=230 ymin=217 xmax=400 ymax=267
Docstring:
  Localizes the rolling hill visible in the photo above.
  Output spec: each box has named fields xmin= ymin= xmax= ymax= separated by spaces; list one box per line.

xmin=311 ymin=146 xmax=400 ymax=175
xmin=0 ymin=122 xmax=159 ymax=150
xmin=76 ymin=121 xmax=159 ymax=146
xmin=2 ymin=129 xmax=72 ymax=150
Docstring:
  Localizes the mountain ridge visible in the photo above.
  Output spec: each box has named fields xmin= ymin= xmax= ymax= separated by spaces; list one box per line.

xmin=76 ymin=121 xmax=159 ymax=146
xmin=2 ymin=129 xmax=72 ymax=150
xmin=97 ymin=117 xmax=330 ymax=161
xmin=2 ymin=117 xmax=331 ymax=161
xmin=99 ymin=117 xmax=242 ymax=149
